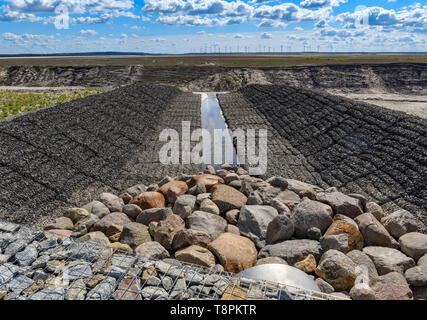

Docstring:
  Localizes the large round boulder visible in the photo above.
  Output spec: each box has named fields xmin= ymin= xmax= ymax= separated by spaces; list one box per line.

xmin=136 ymin=208 xmax=173 ymax=225
xmin=315 ymin=249 xmax=358 ymax=291
xmin=186 ymin=211 xmax=227 ymax=241
xmin=118 ymin=222 xmax=151 ymax=249
xmin=93 ymin=212 xmax=132 ymax=234
xmin=172 ymin=229 xmax=212 ymax=252
xmin=381 ymin=210 xmax=419 ymax=239
xmin=363 ymin=246 xmax=415 ymax=275
xmin=208 ymin=232 xmax=257 ymax=273
xmin=237 ymin=205 xmax=279 ymax=248
xmin=175 ymin=245 xmax=216 ymax=268
xmin=211 ymin=184 xmax=248 ymax=213
xmin=399 ymin=232 xmax=427 ymax=260
xmin=291 ymin=198 xmax=333 ymax=238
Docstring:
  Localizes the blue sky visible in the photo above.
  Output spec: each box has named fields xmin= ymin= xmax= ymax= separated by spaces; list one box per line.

xmin=0 ymin=0 xmax=426 ymax=54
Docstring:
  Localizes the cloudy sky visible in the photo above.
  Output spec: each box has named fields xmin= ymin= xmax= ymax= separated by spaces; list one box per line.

xmin=0 ymin=0 xmax=426 ymax=54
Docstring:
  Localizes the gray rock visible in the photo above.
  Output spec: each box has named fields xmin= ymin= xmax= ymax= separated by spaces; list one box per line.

xmin=104 ymin=266 xmax=126 ymax=279
xmin=0 ymin=232 xmax=15 ymax=248
xmin=365 ymin=202 xmax=385 ymax=221
xmin=411 ymin=285 xmax=427 ymax=300
xmin=111 ymin=254 xmax=137 ymax=269
xmin=63 ymin=262 xmax=93 ymax=281
xmin=196 ymin=193 xmax=211 ymax=205
xmin=229 ymin=180 xmax=242 ymax=190
xmin=225 ymin=173 xmax=239 ymax=185
xmin=82 ymin=200 xmax=110 ymax=219
xmin=187 ymin=183 xmax=207 ymax=196
xmin=38 ymin=238 xmax=58 ymax=252
xmin=317 ymin=191 xmax=363 ymax=219
xmin=315 ymin=277 xmax=335 ymax=294
xmin=1 ymin=273 xmax=34 ymax=294
xmin=186 ymin=211 xmax=227 ymax=241
xmin=126 ymin=184 xmax=147 ymax=197
xmin=33 ymin=270 xmax=49 ymax=281
xmin=286 ymin=179 xmax=322 ymax=193
xmin=93 ymin=212 xmax=132 ymax=234
xmin=15 ymin=244 xmax=38 ymax=266
xmin=347 ymin=193 xmax=368 ymax=207
xmin=73 ymin=214 xmax=100 ymax=232
xmin=237 ymin=205 xmax=279 ymax=248
xmin=161 ymin=276 xmax=174 ymax=291
xmin=315 ymin=249 xmax=358 ymax=292
xmin=86 ymin=277 xmax=117 ymax=300
xmin=119 ymin=222 xmax=151 ymax=249
xmin=355 ymin=213 xmax=399 ymax=249
xmin=372 ymin=272 xmax=413 ymax=300
xmin=418 ymin=253 xmax=427 ymax=266
xmin=4 ymin=239 xmax=27 ymax=256
xmin=363 ymin=246 xmax=415 ymax=275
xmin=291 ymin=198 xmax=333 ymax=238
xmin=173 ymin=195 xmax=197 ymax=219
xmin=141 ymin=286 xmax=169 ymax=300
xmin=0 ymin=254 xmax=10 ymax=264
xmin=225 ymin=209 xmax=240 ymax=225
xmin=346 ymin=250 xmax=379 ymax=285
xmin=99 ymin=192 xmax=124 ymax=213
xmin=122 ymin=204 xmax=143 ymax=220
xmin=320 ymin=234 xmax=349 ymax=253
xmin=63 ymin=208 xmax=90 ymax=224
xmin=45 ymin=217 xmax=74 ymax=230
xmin=199 ymin=198 xmax=220 ymax=215
xmin=266 ymin=215 xmax=294 ymax=244
xmin=405 ymin=266 xmax=427 ymax=286
xmin=266 ymin=177 xmax=289 ymax=189
xmin=399 ymin=232 xmax=427 ymax=260
xmin=258 ymin=239 xmax=323 ymax=265
xmin=275 ymin=190 xmax=300 ymax=207
xmin=135 ymin=241 xmax=170 ymax=261
xmin=246 ymin=192 xmax=264 ymax=206
xmin=136 ymin=208 xmax=173 ymax=225
xmin=307 ymin=227 xmax=322 ymax=241
xmin=29 ymin=287 xmax=65 ymax=300
xmin=350 ymin=283 xmax=376 ymax=300
xmin=0 ymin=221 xmax=20 ymax=233
xmin=31 ymin=255 xmax=50 ymax=269
xmin=381 ymin=210 xmax=419 ymax=239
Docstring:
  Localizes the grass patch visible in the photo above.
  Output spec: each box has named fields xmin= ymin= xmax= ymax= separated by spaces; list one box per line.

xmin=0 ymin=88 xmax=102 ymax=120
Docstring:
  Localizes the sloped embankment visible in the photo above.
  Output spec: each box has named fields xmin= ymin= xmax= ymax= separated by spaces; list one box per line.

xmin=0 ymin=83 xmax=202 ymax=227
xmin=218 ymin=85 xmax=427 ymax=231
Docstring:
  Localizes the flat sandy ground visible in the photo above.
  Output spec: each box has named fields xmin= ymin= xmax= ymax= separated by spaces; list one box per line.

xmin=327 ymin=92 xmax=427 ymax=119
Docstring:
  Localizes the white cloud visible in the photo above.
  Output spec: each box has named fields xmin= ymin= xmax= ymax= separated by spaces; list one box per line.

xmin=260 ymin=32 xmax=272 ymax=39
xmin=79 ymin=29 xmax=97 ymax=35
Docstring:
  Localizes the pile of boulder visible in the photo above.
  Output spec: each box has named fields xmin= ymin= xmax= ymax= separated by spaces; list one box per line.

xmin=5 ymin=164 xmax=427 ymax=300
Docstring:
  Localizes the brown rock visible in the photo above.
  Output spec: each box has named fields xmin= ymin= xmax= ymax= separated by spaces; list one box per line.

xmin=399 ymin=232 xmax=427 ymax=260
xmin=105 ymin=224 xmax=123 ymax=237
xmin=373 ymin=272 xmax=413 ymax=300
xmin=256 ymin=257 xmax=288 ymax=266
xmin=208 ymin=232 xmax=257 ymax=273
xmin=132 ymin=192 xmax=165 ymax=211
xmin=294 ymin=254 xmax=317 ymax=273
xmin=93 ymin=212 xmax=132 ymax=234
xmin=78 ymin=231 xmax=110 ymax=246
xmin=355 ymin=213 xmax=399 ymax=249
xmin=135 ymin=241 xmax=170 ymax=261
xmin=120 ymin=192 xmax=134 ymax=205
xmin=44 ymin=229 xmax=72 ymax=239
xmin=225 ymin=209 xmax=240 ymax=225
xmin=114 ymin=277 xmax=142 ymax=300
xmin=45 ymin=217 xmax=74 ymax=231
xmin=211 ymin=184 xmax=248 ymax=213
xmin=172 ymin=229 xmax=212 ymax=251
xmin=109 ymin=242 xmax=133 ymax=253
xmin=325 ymin=220 xmax=364 ymax=251
xmin=175 ymin=245 xmax=216 ymax=267
xmin=151 ymin=214 xmax=185 ymax=251
xmin=365 ymin=202 xmax=384 ymax=221
xmin=159 ymin=180 xmax=189 ymax=196
xmin=299 ymin=190 xmax=317 ymax=200
xmin=187 ymin=174 xmax=224 ymax=190
xmin=226 ymin=224 xmax=240 ymax=235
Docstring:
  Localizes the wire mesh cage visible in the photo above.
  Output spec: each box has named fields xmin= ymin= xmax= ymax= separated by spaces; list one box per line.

xmin=0 ymin=221 xmax=348 ymax=300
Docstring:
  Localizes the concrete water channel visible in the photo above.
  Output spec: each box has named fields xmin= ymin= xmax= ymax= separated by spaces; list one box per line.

xmin=196 ymin=92 xmax=239 ymax=169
